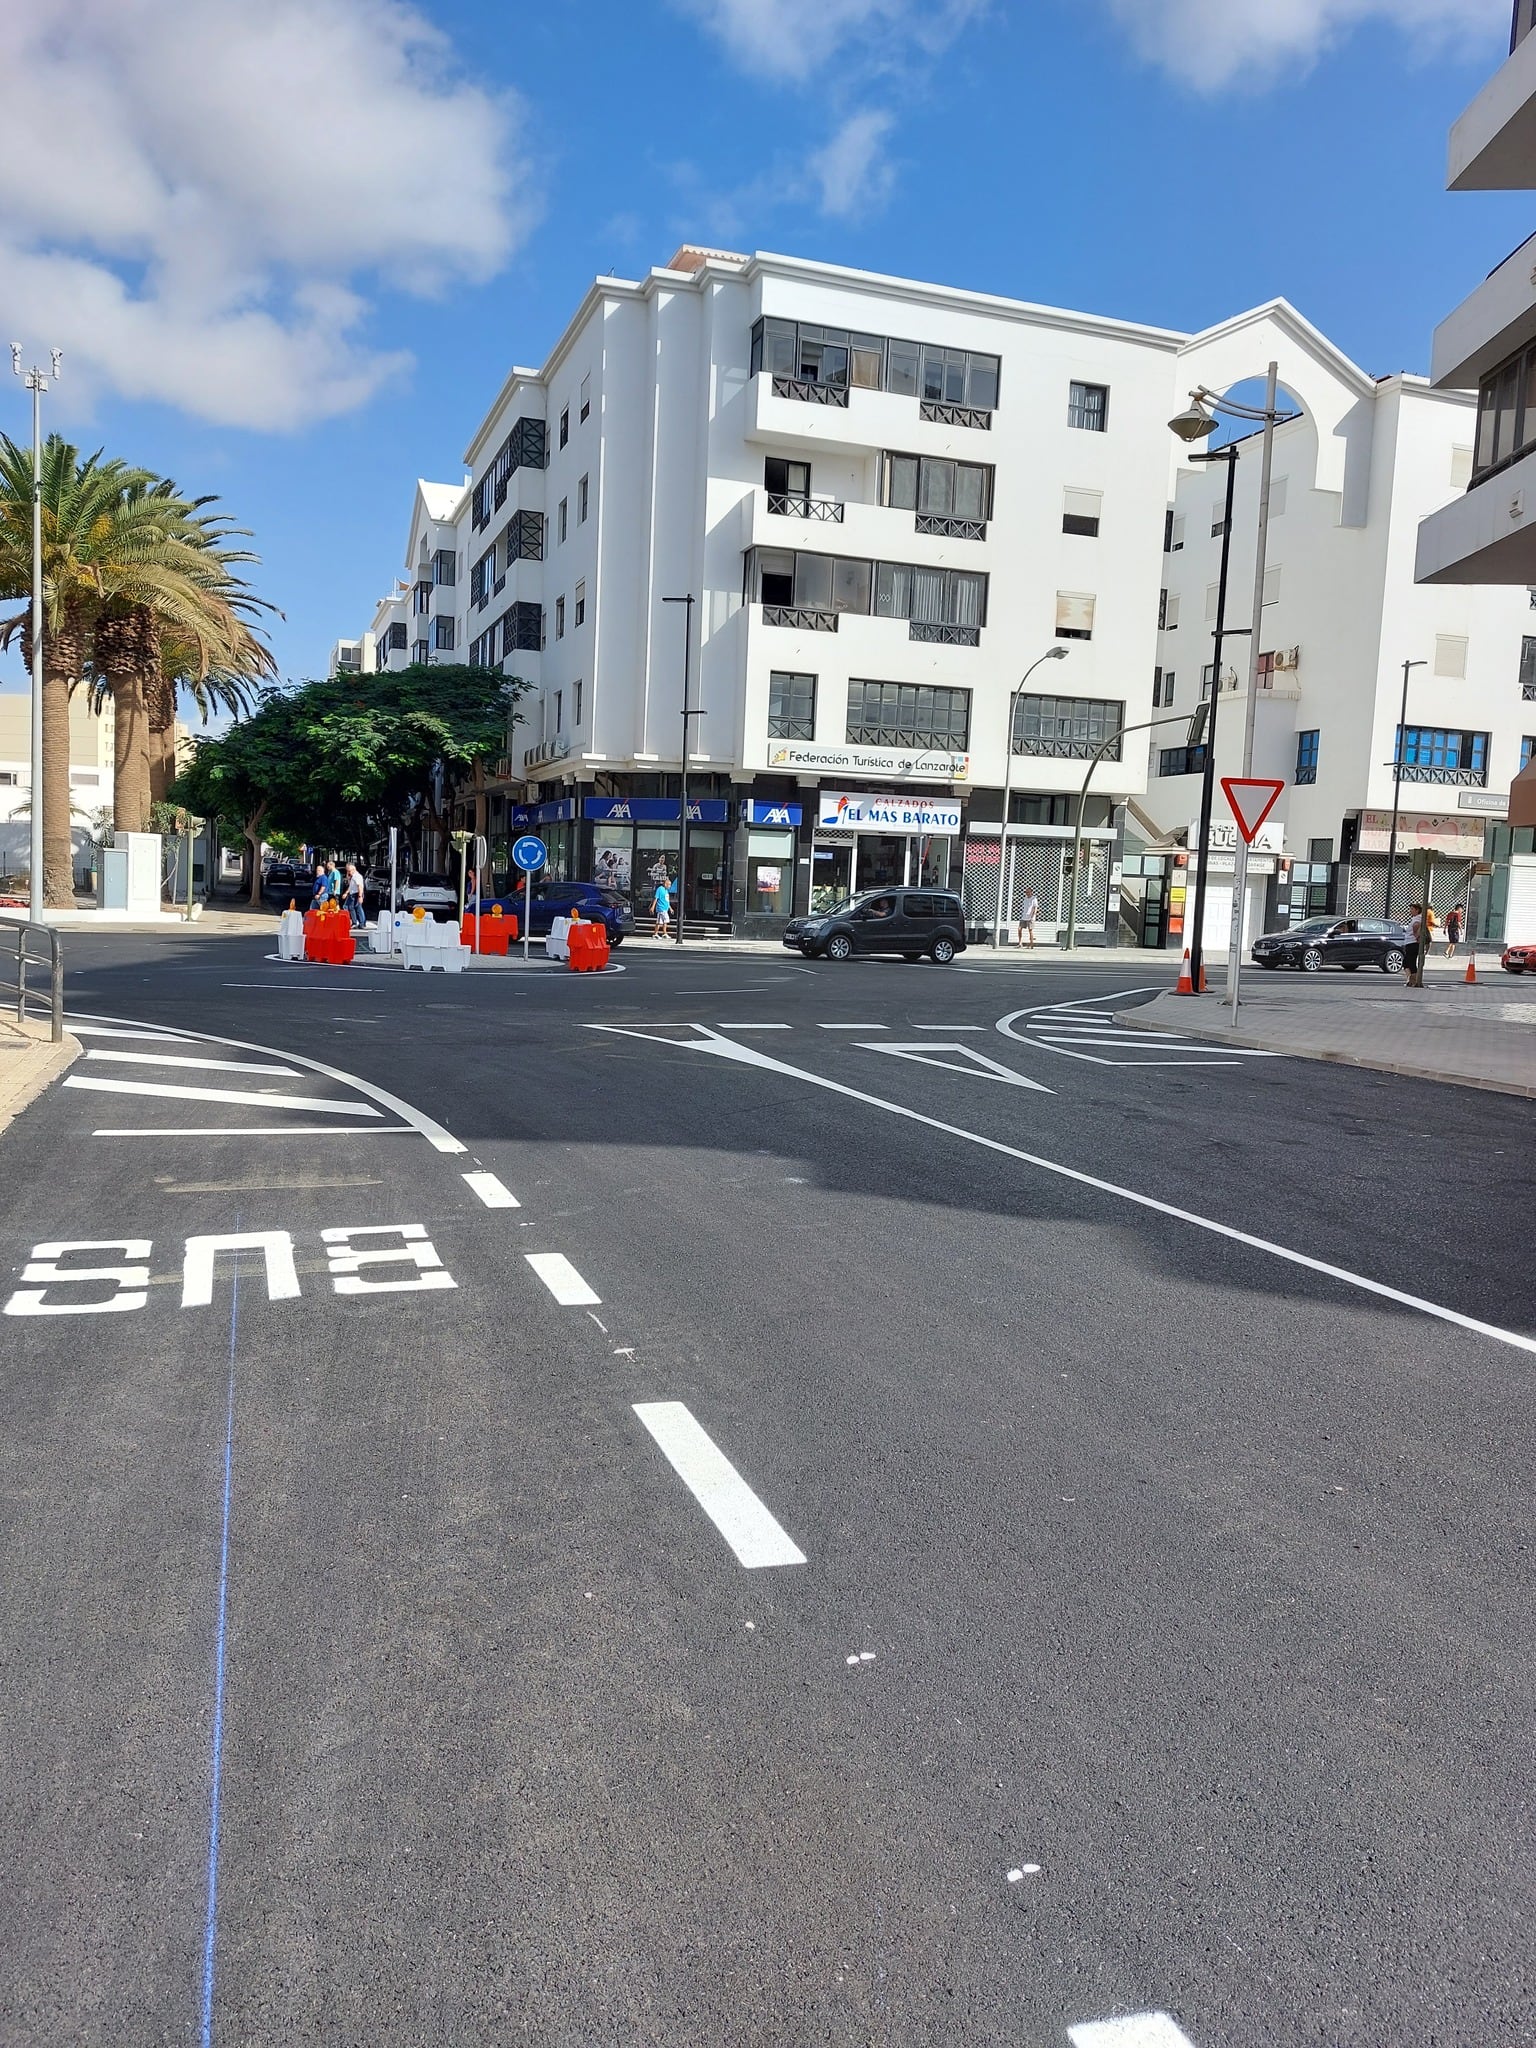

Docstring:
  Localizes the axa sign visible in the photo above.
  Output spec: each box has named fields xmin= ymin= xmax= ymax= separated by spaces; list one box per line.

xmin=741 ymin=800 xmax=803 ymax=827
xmin=817 ymin=790 xmax=963 ymax=835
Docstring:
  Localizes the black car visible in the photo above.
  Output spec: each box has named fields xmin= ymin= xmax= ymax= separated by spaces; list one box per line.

xmin=486 ymin=879 xmax=634 ymax=945
xmin=784 ymin=887 xmax=967 ymax=963
xmin=1251 ymin=916 xmax=1410 ymax=974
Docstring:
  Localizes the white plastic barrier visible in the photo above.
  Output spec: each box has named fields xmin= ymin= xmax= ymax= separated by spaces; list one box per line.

xmin=369 ymin=916 xmax=397 ymax=957
xmin=546 ymin=915 xmax=571 ymax=962
xmin=277 ymin=909 xmax=306 ymax=962
xmin=401 ymin=917 xmax=465 ymax=973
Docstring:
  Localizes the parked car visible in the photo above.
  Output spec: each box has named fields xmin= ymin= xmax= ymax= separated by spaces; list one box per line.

xmin=784 ymin=887 xmax=967 ymax=963
xmin=361 ymin=866 xmax=393 ymax=916
xmin=1502 ymin=940 xmax=1536 ymax=974
xmin=399 ymin=870 xmax=458 ymax=920
xmin=262 ymin=860 xmax=314 ymax=904
xmin=1251 ymin=916 xmax=1410 ymax=974
xmin=486 ymin=878 xmax=634 ymax=945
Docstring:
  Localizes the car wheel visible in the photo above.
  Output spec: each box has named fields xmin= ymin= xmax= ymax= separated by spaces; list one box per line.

xmin=825 ymin=933 xmax=854 ymax=962
xmin=930 ymin=935 xmax=957 ymax=965
xmin=1383 ymin=948 xmax=1404 ymax=975
xmin=1301 ymin=947 xmax=1324 ymax=972
xmin=608 ymin=932 xmax=623 ymax=947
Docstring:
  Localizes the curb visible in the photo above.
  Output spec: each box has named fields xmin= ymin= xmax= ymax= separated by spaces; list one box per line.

xmin=1114 ymin=1005 xmax=1536 ymax=1100
xmin=0 ymin=1029 xmax=81 ymax=1137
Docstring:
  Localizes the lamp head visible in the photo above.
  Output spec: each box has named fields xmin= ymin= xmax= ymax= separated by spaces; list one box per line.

xmin=1168 ymin=396 xmax=1218 ymax=443
xmin=10 ymin=345 xmax=20 ymax=377
xmin=1045 ymin=645 xmax=1068 ymax=661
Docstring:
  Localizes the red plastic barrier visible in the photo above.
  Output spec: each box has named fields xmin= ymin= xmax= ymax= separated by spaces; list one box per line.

xmin=567 ymin=921 xmax=609 ymax=972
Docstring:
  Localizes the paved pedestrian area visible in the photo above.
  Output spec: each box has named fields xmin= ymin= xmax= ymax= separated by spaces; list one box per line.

xmin=0 ymin=1016 xmax=78 ymax=1135
xmin=1121 ymin=963 xmax=1536 ymax=1096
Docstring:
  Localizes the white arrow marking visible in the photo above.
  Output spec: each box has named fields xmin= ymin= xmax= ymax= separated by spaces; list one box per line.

xmin=856 ymin=1041 xmax=1051 ymax=1092
xmin=1068 ymin=2017 xmax=1198 ymax=2047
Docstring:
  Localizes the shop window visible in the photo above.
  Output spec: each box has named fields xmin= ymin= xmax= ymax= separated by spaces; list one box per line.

xmin=746 ymin=829 xmax=795 ymax=917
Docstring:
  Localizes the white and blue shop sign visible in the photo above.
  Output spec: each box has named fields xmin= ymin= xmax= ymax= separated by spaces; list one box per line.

xmin=583 ymin=797 xmax=732 ymax=824
xmin=740 ymin=800 xmax=803 ymax=828
xmin=816 ymin=790 xmax=963 ymax=834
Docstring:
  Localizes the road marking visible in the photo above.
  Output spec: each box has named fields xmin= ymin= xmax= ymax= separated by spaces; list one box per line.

xmin=715 ymin=1022 xmax=792 ymax=1030
xmin=858 ymin=1041 xmax=1051 ymax=1092
xmin=199 ymin=1250 xmax=240 ymax=2048
xmin=911 ymin=1022 xmax=985 ymax=1030
xmin=89 ymin=1125 xmax=416 ymax=1137
xmin=525 ymin=1251 xmax=600 ymax=1305
xmin=183 ymin=1232 xmax=301 ymax=1307
xmin=65 ymin=1076 xmax=383 ymax=1116
xmin=85 ymin=1048 xmax=301 ymax=1076
xmin=1068 ymin=2017 xmax=1197 ymax=2047
xmin=1002 ymin=1004 xmax=1279 ymax=1067
xmin=69 ymin=1013 xmax=467 ymax=1153
xmin=4 ymin=1240 xmax=152 ymax=1317
xmin=70 ymin=1024 xmax=191 ymax=1041
xmin=463 ymin=1170 xmax=520 ymax=1208
xmin=586 ymin=1023 xmax=1536 ymax=1360
xmin=818 ymin=1022 xmax=886 ymax=1030
xmin=632 ymin=1401 xmax=806 ymax=1569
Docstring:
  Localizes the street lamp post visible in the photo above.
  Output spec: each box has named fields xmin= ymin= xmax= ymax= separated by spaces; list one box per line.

xmin=12 ymin=344 xmax=60 ymax=924
xmin=1384 ymin=657 xmax=1427 ymax=921
xmin=992 ymin=645 xmax=1068 ymax=948
xmin=1172 ymin=441 xmax=1238 ymax=995
xmin=1168 ymin=365 xmax=1289 ymax=1007
xmin=662 ymin=593 xmax=699 ymax=945
xmin=1062 ymin=701 xmax=1210 ymax=952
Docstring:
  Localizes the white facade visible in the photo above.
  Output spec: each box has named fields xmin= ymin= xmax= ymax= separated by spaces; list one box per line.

xmin=364 ymin=479 xmax=468 ymax=677
xmin=0 ymin=690 xmax=114 ymax=885
xmin=328 ymin=636 xmax=375 ymax=676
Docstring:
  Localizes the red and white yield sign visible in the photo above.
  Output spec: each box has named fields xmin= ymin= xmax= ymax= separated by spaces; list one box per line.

xmin=1220 ymin=776 xmax=1286 ymax=844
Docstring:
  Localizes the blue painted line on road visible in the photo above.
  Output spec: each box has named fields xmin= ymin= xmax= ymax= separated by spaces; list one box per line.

xmin=200 ymin=1253 xmax=239 ymax=2045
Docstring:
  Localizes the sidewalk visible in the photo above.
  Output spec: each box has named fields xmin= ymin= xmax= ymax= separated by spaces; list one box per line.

xmin=1118 ymin=960 xmax=1536 ymax=1097
xmin=0 ymin=1016 xmax=79 ymax=1136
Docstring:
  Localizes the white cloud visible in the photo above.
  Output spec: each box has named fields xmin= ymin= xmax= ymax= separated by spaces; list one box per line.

xmin=1106 ymin=0 xmax=1502 ymax=91
xmin=677 ymin=0 xmax=981 ymax=82
xmin=809 ymin=111 xmax=898 ymax=218
xmin=0 ymin=0 xmax=532 ymax=430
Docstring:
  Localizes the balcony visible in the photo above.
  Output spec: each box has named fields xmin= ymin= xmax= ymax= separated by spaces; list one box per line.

xmin=919 ymin=400 xmax=992 ymax=431
xmin=772 ymin=375 xmax=849 ymax=407
xmin=910 ymin=621 xmax=980 ymax=646
xmin=1014 ymin=734 xmax=1122 ymax=762
xmin=763 ymin=604 xmax=838 ymax=631
xmin=1448 ymin=12 xmax=1536 ymax=190
xmin=1417 ymin=443 xmax=1536 ymax=581
xmin=1396 ymin=763 xmax=1488 ymax=787
xmin=915 ymin=514 xmax=987 ymax=541
xmin=1430 ymin=231 xmax=1536 ymax=389
xmin=767 ymin=492 xmax=844 ymax=522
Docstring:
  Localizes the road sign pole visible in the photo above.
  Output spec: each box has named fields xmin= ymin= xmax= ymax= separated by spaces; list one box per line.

xmin=1227 ymin=836 xmax=1250 ymax=1021
xmin=524 ymin=871 xmax=531 ymax=962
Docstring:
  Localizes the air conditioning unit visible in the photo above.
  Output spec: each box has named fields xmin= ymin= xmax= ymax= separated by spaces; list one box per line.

xmin=1273 ymin=645 xmax=1300 ymax=671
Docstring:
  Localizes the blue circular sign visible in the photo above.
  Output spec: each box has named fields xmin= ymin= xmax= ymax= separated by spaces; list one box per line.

xmin=511 ymin=834 xmax=547 ymax=873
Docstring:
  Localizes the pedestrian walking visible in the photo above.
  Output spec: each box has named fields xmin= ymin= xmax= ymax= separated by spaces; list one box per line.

xmin=310 ymin=863 xmax=330 ymax=911
xmin=1017 ymin=887 xmax=1039 ymax=950
xmin=652 ymin=873 xmax=673 ymax=939
xmin=325 ymin=859 xmax=342 ymax=903
xmin=1444 ymin=902 xmax=1465 ymax=959
xmin=1404 ymin=901 xmax=1423 ymax=982
xmin=342 ymin=861 xmax=366 ymax=929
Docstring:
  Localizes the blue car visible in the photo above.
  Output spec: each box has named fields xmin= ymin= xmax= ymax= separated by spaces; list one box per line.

xmin=487 ymin=879 xmax=633 ymax=945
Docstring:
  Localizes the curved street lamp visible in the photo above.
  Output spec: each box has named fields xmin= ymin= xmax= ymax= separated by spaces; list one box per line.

xmin=992 ymin=645 xmax=1069 ymax=948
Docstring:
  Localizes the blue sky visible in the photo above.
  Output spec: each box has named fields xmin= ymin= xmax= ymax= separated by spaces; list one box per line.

xmin=0 ymin=0 xmax=1522 ymax=698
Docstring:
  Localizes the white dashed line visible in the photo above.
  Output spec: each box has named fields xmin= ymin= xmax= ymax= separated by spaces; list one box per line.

xmin=463 ymin=1170 xmax=520 ymax=1209
xmin=1068 ymin=2016 xmax=1198 ymax=2047
xmin=714 ymin=1022 xmax=792 ymax=1030
xmin=64 ymin=1076 xmax=382 ymax=1116
xmin=818 ymin=1023 xmax=886 ymax=1030
xmin=90 ymin=1125 xmax=414 ymax=1138
xmin=85 ymin=1048 xmax=301 ymax=1076
xmin=632 ymin=1401 xmax=806 ymax=1569
xmin=525 ymin=1251 xmax=600 ymax=1305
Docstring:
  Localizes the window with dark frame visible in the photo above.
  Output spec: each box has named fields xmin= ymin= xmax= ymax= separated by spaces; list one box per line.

xmin=558 ymin=498 xmax=568 ymax=544
xmin=388 ymin=622 xmax=407 ymax=651
xmin=1394 ymin=725 xmax=1491 ymax=783
xmin=749 ymin=318 xmax=999 ymax=411
xmin=574 ymin=580 xmax=586 ymax=628
xmin=767 ymin=670 xmax=816 ymax=739
xmin=1157 ymin=744 xmax=1207 ymax=776
xmin=1522 ymin=734 xmax=1535 ymax=768
xmin=1521 ymin=635 xmax=1536 ymax=696
xmin=846 ymin=681 xmax=970 ymax=750
xmin=881 ymin=451 xmax=994 ymax=522
xmin=559 ymin=406 xmax=569 ymax=448
xmin=746 ymin=548 xmax=987 ymax=633
xmin=578 ymin=474 xmax=589 ymax=523
xmin=555 ymin=595 xmax=565 ymax=639
xmin=433 ymin=617 xmax=455 ymax=651
xmin=1012 ymin=693 xmax=1123 ymax=759
xmin=579 ymin=373 xmax=591 ymax=423
xmin=411 ymin=639 xmax=429 ymax=665
xmin=1067 ymin=381 xmax=1108 ymax=432
xmin=1063 ymin=488 xmax=1101 ymax=537
xmin=574 ymin=679 xmax=583 ymax=726
xmin=432 ymin=549 xmax=456 ymax=586
xmin=1294 ymin=728 xmax=1319 ymax=784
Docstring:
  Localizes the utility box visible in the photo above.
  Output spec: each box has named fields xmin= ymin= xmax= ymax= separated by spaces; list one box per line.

xmin=101 ymin=833 xmax=162 ymax=914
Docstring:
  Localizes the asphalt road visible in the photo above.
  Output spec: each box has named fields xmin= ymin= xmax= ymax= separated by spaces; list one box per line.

xmin=1 ymin=930 xmax=1532 ymax=2048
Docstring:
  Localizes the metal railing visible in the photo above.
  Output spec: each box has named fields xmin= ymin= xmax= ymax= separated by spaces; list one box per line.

xmin=915 ymin=514 xmax=987 ymax=540
xmin=771 ymin=376 xmax=849 ymax=407
xmin=0 ymin=914 xmax=64 ymax=1042
xmin=910 ymin=621 xmax=980 ymax=645
xmin=920 ymin=400 xmax=992 ymax=430
xmin=1012 ymin=734 xmax=1123 ymax=762
xmin=763 ymin=604 xmax=839 ymax=631
xmin=1397 ymin=763 xmax=1488 ymax=786
xmin=767 ymin=492 xmax=844 ymax=521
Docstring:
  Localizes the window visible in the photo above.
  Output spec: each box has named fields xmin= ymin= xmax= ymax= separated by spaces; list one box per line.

xmin=387 ymin=622 xmax=407 ymax=651
xmin=846 ymin=681 xmax=971 ymax=749
xmin=1434 ymin=633 xmax=1468 ymax=679
xmin=1200 ymin=664 xmax=1219 ymax=699
xmin=574 ymin=580 xmax=586 ymax=627
xmin=1295 ymin=729 xmax=1319 ymax=784
xmin=579 ymin=373 xmax=591 ymax=423
xmin=578 ymin=474 xmax=589 ymax=523
xmin=767 ymin=669 xmax=816 ymax=739
xmin=1395 ymin=725 xmax=1490 ymax=783
xmin=749 ymin=318 xmax=998 ymax=410
xmin=433 ymin=617 xmax=455 ymax=651
xmin=1450 ymin=445 xmax=1474 ymax=490
xmin=0 ymin=770 xmax=16 ymax=786
xmin=1523 ymin=735 xmax=1536 ymax=770
xmin=1162 ymin=590 xmax=1180 ymax=631
xmin=1211 ymin=505 xmax=1227 ymax=539
xmin=506 ymin=509 xmax=542 ymax=563
xmin=1472 ymin=339 xmax=1536 ymax=483
xmin=873 ymin=560 xmax=987 ymax=632
xmin=470 ymin=546 xmax=496 ymax=607
xmin=555 ymin=595 xmax=566 ymax=639
xmin=1062 ymin=488 xmax=1101 ymax=538
xmin=1263 ymin=565 xmax=1281 ymax=606
xmin=882 ymin=452 xmax=994 ymax=526
xmin=573 ymin=680 xmax=583 ymax=727
xmin=1169 ymin=513 xmax=1185 ymax=552
xmin=1153 ymin=667 xmax=1175 ymax=708
xmin=1055 ymin=591 xmax=1096 ymax=640
xmin=747 ymin=548 xmax=986 ymax=635
xmin=1158 ymin=744 xmax=1207 ymax=776
xmin=413 ymin=580 xmax=432 ymax=615
xmin=412 ymin=638 xmax=429 ymax=665
xmin=432 ymin=549 xmax=456 ymax=586
xmin=1205 ymin=582 xmax=1220 ymax=622
xmin=1256 ymin=649 xmax=1278 ymax=688
xmin=1267 ymin=476 xmax=1288 ymax=519
xmin=1067 ymin=381 xmax=1108 ymax=432
xmin=1522 ymin=636 xmax=1536 ymax=697
xmin=1014 ymin=693 xmax=1123 ymax=759
xmin=559 ymin=405 xmax=569 ymax=448
xmin=558 ymin=498 xmax=568 ymax=544
xmin=766 ymin=457 xmax=811 ymax=501
xmin=471 ymin=416 xmax=547 ymax=530
xmin=554 ymin=690 xmax=563 ymax=733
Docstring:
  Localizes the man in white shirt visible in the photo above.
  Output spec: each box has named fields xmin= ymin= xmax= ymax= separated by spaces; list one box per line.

xmin=1018 ymin=888 xmax=1039 ymax=949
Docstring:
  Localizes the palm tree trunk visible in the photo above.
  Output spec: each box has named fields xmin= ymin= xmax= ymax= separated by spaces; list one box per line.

xmin=148 ymin=666 xmax=178 ymax=805
xmin=95 ymin=610 xmax=153 ymax=836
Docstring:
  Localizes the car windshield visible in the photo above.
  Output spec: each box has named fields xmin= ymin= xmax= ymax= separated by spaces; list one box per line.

xmin=1291 ymin=919 xmax=1338 ymax=935
xmin=406 ymin=872 xmax=449 ymax=888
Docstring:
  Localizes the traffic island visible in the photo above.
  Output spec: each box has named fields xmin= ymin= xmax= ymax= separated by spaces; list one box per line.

xmin=1118 ymin=965 xmax=1536 ymax=1098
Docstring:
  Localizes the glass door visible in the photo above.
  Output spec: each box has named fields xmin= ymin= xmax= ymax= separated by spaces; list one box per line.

xmin=811 ymin=842 xmax=851 ymax=913
xmin=857 ymin=834 xmax=908 ymax=891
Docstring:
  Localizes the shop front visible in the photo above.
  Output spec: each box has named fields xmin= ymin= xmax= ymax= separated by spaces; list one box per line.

xmin=810 ymin=788 xmax=962 ymax=914
xmin=736 ymin=798 xmax=802 ymax=927
xmin=583 ymin=796 xmax=733 ymax=926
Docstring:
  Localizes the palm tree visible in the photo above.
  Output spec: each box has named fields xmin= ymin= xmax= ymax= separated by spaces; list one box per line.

xmin=0 ymin=438 xmax=158 ymax=905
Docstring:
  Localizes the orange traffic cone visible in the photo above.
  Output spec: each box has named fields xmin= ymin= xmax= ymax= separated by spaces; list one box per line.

xmin=1464 ymin=953 xmax=1477 ymax=985
xmin=1176 ymin=948 xmax=1194 ymax=995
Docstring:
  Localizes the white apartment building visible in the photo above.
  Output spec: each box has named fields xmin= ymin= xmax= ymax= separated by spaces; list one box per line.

xmin=1414 ymin=0 xmax=1536 ymax=941
xmin=0 ymin=690 xmax=114 ymax=887
xmin=341 ymin=247 xmax=1532 ymax=941
xmin=1144 ymin=304 xmax=1536 ymax=955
